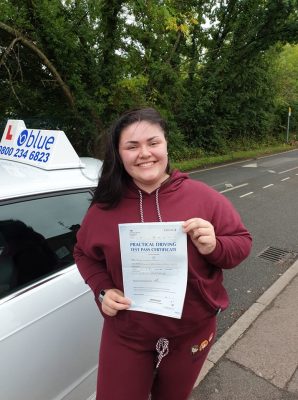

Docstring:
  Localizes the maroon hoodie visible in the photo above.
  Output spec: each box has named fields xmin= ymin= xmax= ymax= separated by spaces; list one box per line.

xmin=74 ymin=170 xmax=252 ymax=337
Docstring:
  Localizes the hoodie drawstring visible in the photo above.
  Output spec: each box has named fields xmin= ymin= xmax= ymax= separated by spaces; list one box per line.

xmin=156 ymin=337 xmax=169 ymax=368
xmin=138 ymin=188 xmax=162 ymax=223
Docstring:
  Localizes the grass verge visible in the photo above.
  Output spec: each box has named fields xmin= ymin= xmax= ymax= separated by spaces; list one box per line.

xmin=171 ymin=143 xmax=297 ymax=172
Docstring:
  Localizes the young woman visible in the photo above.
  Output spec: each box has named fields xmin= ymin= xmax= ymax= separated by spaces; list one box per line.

xmin=74 ymin=107 xmax=252 ymax=400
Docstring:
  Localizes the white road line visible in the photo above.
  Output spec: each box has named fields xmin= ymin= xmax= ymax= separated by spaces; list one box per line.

xmin=210 ymin=182 xmax=230 ymax=189
xmin=281 ymin=177 xmax=290 ymax=181
xmin=263 ymin=184 xmax=274 ymax=189
xmin=243 ymin=162 xmax=257 ymax=168
xmin=239 ymin=192 xmax=254 ymax=198
xmin=188 ymin=159 xmax=255 ymax=174
xmin=219 ymin=183 xmax=249 ymax=193
xmin=278 ymin=166 xmax=298 ymax=174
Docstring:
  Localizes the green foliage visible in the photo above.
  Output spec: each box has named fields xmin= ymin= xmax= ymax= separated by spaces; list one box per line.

xmin=1 ymin=0 xmax=298 ymax=157
xmin=177 ymin=0 xmax=298 ymax=151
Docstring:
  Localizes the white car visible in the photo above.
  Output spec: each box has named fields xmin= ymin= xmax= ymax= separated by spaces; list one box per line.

xmin=0 ymin=120 xmax=103 ymax=400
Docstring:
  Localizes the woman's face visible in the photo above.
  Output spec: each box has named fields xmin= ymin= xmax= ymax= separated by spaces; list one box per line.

xmin=118 ymin=120 xmax=169 ymax=193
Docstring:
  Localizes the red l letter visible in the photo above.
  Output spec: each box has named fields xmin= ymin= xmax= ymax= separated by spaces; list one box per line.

xmin=5 ymin=125 xmax=13 ymax=140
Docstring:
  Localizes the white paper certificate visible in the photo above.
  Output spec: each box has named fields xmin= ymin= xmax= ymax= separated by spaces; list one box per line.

xmin=118 ymin=222 xmax=188 ymax=319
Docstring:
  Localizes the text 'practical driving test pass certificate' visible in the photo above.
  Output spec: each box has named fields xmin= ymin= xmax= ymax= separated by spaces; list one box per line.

xmin=118 ymin=222 xmax=188 ymax=319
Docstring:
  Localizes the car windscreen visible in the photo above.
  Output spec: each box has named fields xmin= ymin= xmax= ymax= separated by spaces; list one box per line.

xmin=0 ymin=190 xmax=92 ymax=299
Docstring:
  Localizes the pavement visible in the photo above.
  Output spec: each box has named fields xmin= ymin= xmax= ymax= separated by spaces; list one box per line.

xmin=190 ymin=259 xmax=298 ymax=400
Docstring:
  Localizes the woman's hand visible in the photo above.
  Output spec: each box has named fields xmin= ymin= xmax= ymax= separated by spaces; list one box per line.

xmin=101 ymin=288 xmax=131 ymax=316
xmin=183 ymin=218 xmax=216 ymax=255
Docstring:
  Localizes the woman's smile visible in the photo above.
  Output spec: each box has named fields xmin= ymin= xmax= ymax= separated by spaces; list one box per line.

xmin=137 ymin=161 xmax=155 ymax=167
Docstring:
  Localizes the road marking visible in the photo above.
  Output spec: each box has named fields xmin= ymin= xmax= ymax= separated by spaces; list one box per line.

xmin=263 ymin=184 xmax=274 ymax=189
xmin=188 ymin=159 xmax=255 ymax=174
xmin=239 ymin=192 xmax=254 ymax=198
xmin=220 ymin=183 xmax=248 ymax=193
xmin=210 ymin=181 xmax=230 ymax=189
xmin=281 ymin=177 xmax=290 ymax=181
xmin=242 ymin=162 xmax=258 ymax=168
xmin=278 ymin=166 xmax=298 ymax=174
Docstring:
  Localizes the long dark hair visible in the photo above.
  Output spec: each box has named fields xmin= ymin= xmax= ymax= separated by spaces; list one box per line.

xmin=92 ymin=107 xmax=170 ymax=208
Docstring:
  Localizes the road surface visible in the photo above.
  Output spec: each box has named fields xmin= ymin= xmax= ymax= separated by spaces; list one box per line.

xmin=189 ymin=149 xmax=298 ymax=337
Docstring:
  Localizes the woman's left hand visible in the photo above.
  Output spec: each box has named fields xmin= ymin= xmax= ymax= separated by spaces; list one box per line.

xmin=183 ymin=218 xmax=216 ymax=255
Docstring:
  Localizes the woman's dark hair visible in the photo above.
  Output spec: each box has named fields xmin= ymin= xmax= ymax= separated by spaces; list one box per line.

xmin=92 ymin=107 xmax=170 ymax=208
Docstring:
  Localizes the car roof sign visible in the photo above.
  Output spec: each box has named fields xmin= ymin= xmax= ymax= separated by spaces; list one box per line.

xmin=0 ymin=120 xmax=85 ymax=170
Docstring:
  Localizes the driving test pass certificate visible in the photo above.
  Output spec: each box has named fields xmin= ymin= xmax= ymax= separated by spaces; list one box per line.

xmin=118 ymin=222 xmax=188 ymax=319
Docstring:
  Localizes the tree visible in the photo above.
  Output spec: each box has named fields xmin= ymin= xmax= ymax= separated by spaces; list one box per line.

xmin=0 ymin=0 xmax=125 ymax=154
xmin=1 ymin=0 xmax=298 ymax=156
xmin=178 ymin=0 xmax=298 ymax=151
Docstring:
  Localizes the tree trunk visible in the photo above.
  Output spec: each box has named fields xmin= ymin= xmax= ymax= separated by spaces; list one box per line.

xmin=0 ymin=21 xmax=76 ymax=109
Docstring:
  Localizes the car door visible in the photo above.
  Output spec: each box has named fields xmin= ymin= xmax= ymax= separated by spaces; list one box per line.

xmin=0 ymin=190 xmax=102 ymax=400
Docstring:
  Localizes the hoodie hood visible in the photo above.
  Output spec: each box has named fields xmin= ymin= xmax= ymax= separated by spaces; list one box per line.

xmin=124 ymin=169 xmax=189 ymax=199
xmin=124 ymin=169 xmax=189 ymax=222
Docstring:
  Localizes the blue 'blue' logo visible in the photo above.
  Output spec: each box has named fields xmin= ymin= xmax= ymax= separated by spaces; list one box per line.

xmin=17 ymin=130 xmax=29 ymax=146
xmin=16 ymin=129 xmax=55 ymax=150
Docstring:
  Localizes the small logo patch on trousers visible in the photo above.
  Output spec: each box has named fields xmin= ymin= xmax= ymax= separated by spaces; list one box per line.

xmin=191 ymin=332 xmax=214 ymax=355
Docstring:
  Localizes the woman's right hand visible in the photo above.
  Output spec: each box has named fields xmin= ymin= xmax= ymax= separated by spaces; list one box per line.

xmin=101 ymin=288 xmax=131 ymax=316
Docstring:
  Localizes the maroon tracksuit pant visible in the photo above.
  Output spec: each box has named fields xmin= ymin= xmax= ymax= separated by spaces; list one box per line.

xmin=96 ymin=314 xmax=216 ymax=400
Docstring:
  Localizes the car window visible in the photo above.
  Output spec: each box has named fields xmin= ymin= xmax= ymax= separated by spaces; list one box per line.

xmin=0 ymin=191 xmax=92 ymax=299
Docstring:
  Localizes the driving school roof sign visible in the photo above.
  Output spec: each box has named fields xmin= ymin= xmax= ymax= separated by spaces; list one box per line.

xmin=0 ymin=120 xmax=84 ymax=170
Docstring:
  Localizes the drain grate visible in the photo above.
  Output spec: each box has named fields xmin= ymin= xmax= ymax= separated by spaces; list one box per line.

xmin=257 ymin=246 xmax=297 ymax=263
